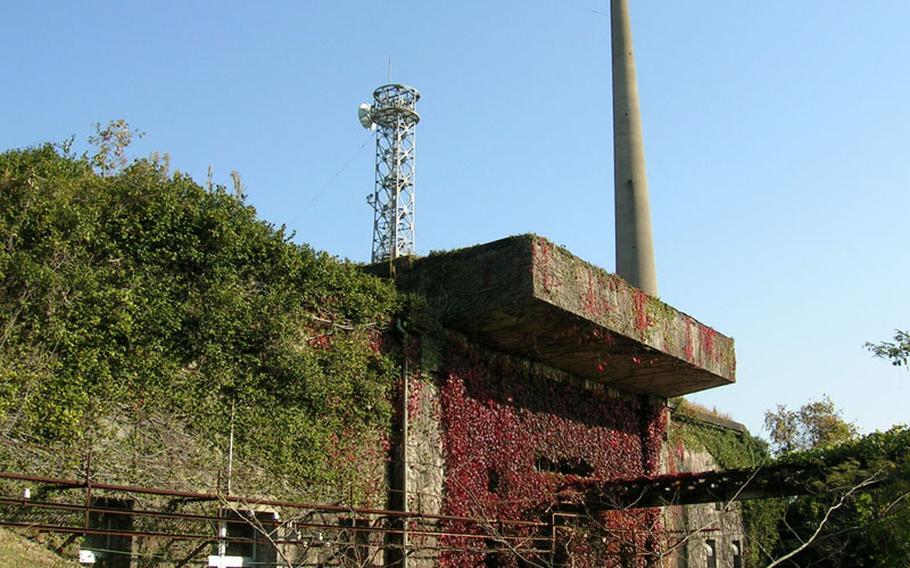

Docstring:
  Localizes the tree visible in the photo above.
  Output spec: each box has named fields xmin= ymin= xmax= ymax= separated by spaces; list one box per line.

xmin=865 ymin=330 xmax=910 ymax=369
xmin=763 ymin=396 xmax=857 ymax=455
xmin=86 ymin=119 xmax=144 ymax=176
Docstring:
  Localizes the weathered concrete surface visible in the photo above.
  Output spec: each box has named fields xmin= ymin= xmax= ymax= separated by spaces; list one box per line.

xmin=393 ymin=235 xmax=734 ymax=397
xmin=406 ymin=373 xmax=444 ymax=568
xmin=665 ymin=447 xmax=746 ymax=568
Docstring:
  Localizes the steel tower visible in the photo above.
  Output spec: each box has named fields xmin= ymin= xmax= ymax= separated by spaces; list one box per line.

xmin=360 ymin=84 xmax=421 ymax=263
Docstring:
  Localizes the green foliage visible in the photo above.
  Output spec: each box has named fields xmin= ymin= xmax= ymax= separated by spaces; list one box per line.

xmin=763 ymin=395 xmax=858 ymax=455
xmin=771 ymin=427 xmax=910 ymax=567
xmin=676 ymin=401 xmax=910 ymax=567
xmin=865 ymin=329 xmax=910 ymax=369
xmin=0 ymin=141 xmax=400 ymax=499
xmin=86 ymin=119 xmax=144 ymax=176
xmin=671 ymin=401 xmax=784 ymax=567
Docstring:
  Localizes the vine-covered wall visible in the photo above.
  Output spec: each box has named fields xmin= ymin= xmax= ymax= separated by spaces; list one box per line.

xmin=434 ymin=334 xmax=668 ymax=567
xmin=1 ymin=140 xmax=756 ymax=567
xmin=669 ymin=402 xmax=783 ymax=567
xmin=0 ymin=146 xmax=399 ymax=503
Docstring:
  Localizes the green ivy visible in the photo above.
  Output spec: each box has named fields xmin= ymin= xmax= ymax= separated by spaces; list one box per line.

xmin=772 ymin=426 xmax=910 ymax=567
xmin=0 ymin=145 xmax=400 ymax=500
xmin=670 ymin=402 xmax=785 ymax=567
xmin=673 ymin=404 xmax=910 ymax=567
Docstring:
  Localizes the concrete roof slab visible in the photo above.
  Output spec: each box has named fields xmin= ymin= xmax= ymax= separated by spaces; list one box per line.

xmin=392 ymin=235 xmax=735 ymax=398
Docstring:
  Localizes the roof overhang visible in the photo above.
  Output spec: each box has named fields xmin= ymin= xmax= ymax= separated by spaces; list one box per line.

xmin=390 ymin=235 xmax=735 ymax=398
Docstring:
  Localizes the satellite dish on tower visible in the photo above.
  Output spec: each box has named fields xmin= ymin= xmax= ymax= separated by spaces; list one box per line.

xmin=358 ymin=103 xmax=375 ymax=130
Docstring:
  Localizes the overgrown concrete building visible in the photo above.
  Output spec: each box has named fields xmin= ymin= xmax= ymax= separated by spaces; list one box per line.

xmin=370 ymin=234 xmax=743 ymax=567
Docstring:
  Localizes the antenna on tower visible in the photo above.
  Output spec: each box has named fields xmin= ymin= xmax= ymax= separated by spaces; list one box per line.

xmin=358 ymin=83 xmax=421 ymax=264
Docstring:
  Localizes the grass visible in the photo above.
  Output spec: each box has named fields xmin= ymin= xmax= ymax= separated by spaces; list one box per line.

xmin=678 ymin=398 xmax=734 ymax=421
xmin=0 ymin=529 xmax=77 ymax=567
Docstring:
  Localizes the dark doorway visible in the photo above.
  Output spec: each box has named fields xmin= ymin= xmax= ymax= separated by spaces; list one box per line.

xmin=220 ymin=509 xmax=279 ymax=566
xmin=86 ymin=497 xmax=133 ymax=568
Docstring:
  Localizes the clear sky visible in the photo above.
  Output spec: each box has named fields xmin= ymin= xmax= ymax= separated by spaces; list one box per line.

xmin=2 ymin=1 xmax=908 ymax=437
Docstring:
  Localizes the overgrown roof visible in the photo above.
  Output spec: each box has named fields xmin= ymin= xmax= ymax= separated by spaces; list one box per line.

xmin=390 ymin=235 xmax=736 ymax=397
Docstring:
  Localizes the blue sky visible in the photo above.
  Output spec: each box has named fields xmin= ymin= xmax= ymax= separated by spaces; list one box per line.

xmin=2 ymin=1 xmax=908 ymax=437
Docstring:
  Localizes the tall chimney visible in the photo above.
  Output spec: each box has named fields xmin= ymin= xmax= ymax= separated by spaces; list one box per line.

xmin=611 ymin=0 xmax=658 ymax=296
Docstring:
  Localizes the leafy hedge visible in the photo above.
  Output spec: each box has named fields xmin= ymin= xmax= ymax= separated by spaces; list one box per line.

xmin=0 ymin=145 xmax=400 ymax=499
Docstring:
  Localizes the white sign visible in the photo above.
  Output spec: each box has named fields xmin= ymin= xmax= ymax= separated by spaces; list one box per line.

xmin=207 ymin=555 xmax=246 ymax=568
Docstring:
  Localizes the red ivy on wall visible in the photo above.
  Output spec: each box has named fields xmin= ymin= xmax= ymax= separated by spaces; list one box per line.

xmin=437 ymin=335 xmax=667 ymax=567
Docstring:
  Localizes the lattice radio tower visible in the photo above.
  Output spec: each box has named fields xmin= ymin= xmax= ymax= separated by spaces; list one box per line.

xmin=359 ymin=84 xmax=421 ymax=263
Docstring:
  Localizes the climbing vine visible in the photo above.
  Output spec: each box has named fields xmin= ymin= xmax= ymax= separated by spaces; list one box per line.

xmin=670 ymin=401 xmax=783 ymax=567
xmin=438 ymin=335 xmax=668 ymax=567
xmin=0 ymin=143 xmax=401 ymax=501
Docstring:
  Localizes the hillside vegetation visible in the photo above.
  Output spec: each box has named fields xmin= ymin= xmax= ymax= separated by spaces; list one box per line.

xmin=0 ymin=141 xmax=400 ymax=500
xmin=0 ymin=529 xmax=77 ymax=567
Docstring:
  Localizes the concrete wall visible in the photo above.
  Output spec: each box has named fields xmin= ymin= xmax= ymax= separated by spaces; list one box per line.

xmin=406 ymin=372 xmax=445 ymax=568
xmin=395 ymin=335 xmax=747 ymax=568
xmin=663 ymin=427 xmax=747 ymax=568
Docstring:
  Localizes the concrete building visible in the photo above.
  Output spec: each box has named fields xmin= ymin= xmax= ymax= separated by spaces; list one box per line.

xmin=374 ymin=234 xmax=741 ymax=567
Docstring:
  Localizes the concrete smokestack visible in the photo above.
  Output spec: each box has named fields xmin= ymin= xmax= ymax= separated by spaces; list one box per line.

xmin=611 ymin=0 xmax=658 ymax=296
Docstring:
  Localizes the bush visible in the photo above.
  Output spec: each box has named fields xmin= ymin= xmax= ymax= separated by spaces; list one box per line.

xmin=0 ymin=143 xmax=400 ymax=501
